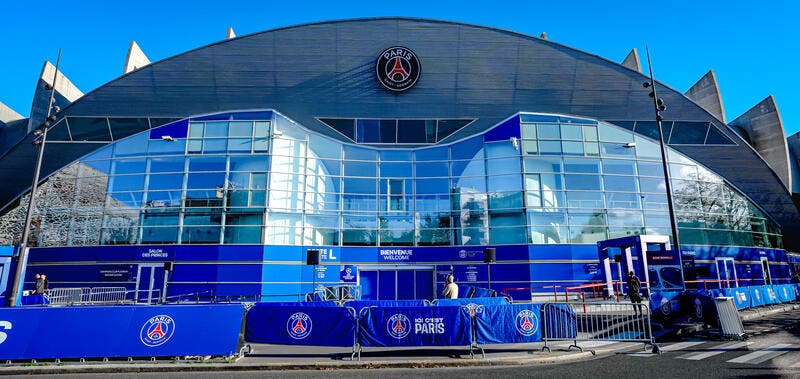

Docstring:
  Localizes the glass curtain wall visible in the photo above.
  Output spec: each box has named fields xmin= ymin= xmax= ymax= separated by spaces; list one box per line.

xmin=0 ymin=111 xmax=782 ymax=249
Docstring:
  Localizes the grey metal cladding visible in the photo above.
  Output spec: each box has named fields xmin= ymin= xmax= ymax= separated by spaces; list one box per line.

xmin=729 ymin=96 xmax=791 ymax=191
xmin=787 ymin=133 xmax=800 ymax=194
xmin=2 ymin=17 xmax=799 ymax=247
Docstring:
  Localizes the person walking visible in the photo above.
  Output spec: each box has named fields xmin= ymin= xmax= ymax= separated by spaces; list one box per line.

xmin=626 ymin=271 xmax=643 ymax=316
xmin=442 ymin=274 xmax=459 ymax=299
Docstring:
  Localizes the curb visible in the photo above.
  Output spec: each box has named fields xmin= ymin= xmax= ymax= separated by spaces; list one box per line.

xmin=740 ymin=303 xmax=800 ymax=321
xmin=0 ymin=350 xmax=597 ymax=375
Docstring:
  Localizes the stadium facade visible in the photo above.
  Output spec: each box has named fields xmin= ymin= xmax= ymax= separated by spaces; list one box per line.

xmin=0 ymin=18 xmax=799 ymax=301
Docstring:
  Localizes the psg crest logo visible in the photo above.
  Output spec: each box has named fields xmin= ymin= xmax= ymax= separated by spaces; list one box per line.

xmin=286 ymin=312 xmax=313 ymax=340
xmin=140 ymin=315 xmax=175 ymax=347
xmin=386 ymin=313 xmax=411 ymax=339
xmin=514 ymin=309 xmax=538 ymax=336
xmin=376 ymin=46 xmax=421 ymax=92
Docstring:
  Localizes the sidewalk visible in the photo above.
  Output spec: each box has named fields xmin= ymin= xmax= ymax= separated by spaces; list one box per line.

xmin=0 ymin=343 xmax=601 ymax=375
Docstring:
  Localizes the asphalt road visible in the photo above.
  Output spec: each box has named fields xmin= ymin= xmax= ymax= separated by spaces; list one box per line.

xmin=17 ymin=308 xmax=800 ymax=379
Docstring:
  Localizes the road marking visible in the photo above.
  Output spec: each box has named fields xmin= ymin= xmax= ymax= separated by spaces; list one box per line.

xmin=727 ymin=344 xmax=795 ymax=364
xmin=678 ymin=341 xmax=751 ymax=360
xmin=628 ymin=341 xmax=705 ymax=357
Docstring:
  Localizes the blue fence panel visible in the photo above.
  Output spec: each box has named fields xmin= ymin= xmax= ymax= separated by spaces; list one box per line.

xmin=684 ymin=290 xmax=717 ymax=325
xmin=434 ymin=298 xmax=510 ymax=307
xmin=344 ymin=300 xmax=427 ymax=313
xmin=244 ymin=304 xmax=356 ymax=347
xmin=474 ymin=303 xmax=543 ymax=344
xmin=763 ymin=285 xmax=779 ymax=305
xmin=729 ymin=287 xmax=751 ymax=309
xmin=0 ymin=304 xmax=243 ymax=360
xmin=749 ymin=286 xmax=765 ymax=307
xmin=649 ymin=291 xmax=682 ymax=321
xmin=359 ymin=306 xmax=471 ymax=347
xmin=776 ymin=284 xmax=793 ymax=303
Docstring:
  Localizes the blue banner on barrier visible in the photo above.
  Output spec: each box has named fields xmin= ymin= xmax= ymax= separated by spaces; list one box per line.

xmin=684 ymin=290 xmax=717 ymax=325
xmin=474 ymin=303 xmax=543 ymax=344
xmin=649 ymin=291 xmax=682 ymax=321
xmin=776 ymin=284 xmax=793 ymax=303
xmin=435 ymin=298 xmax=510 ymax=307
xmin=359 ymin=306 xmax=471 ymax=347
xmin=749 ymin=286 xmax=765 ymax=307
xmin=764 ymin=285 xmax=779 ymax=305
xmin=0 ymin=304 xmax=243 ymax=360
xmin=245 ymin=304 xmax=356 ymax=347
xmin=344 ymin=300 xmax=427 ymax=312
xmin=729 ymin=287 xmax=751 ymax=309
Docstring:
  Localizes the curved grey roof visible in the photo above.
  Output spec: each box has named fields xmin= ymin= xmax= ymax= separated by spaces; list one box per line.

xmin=1 ymin=17 xmax=798 ymax=248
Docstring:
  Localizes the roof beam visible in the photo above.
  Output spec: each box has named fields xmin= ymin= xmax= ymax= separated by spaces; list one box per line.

xmin=684 ymin=70 xmax=726 ymax=123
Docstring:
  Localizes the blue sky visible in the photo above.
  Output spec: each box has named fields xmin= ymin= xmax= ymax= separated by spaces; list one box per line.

xmin=1 ymin=0 xmax=797 ymax=135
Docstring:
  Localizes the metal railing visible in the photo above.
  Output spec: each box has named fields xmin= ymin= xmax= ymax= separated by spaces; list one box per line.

xmin=541 ymin=301 xmax=659 ymax=355
xmin=42 ymin=287 xmax=152 ymax=306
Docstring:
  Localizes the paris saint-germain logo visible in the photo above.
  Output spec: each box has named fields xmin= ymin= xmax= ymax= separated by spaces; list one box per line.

xmin=386 ymin=313 xmax=411 ymax=339
xmin=376 ymin=46 xmax=421 ymax=92
xmin=286 ymin=312 xmax=312 ymax=340
xmin=515 ymin=309 xmax=539 ymax=336
xmin=140 ymin=315 xmax=175 ymax=347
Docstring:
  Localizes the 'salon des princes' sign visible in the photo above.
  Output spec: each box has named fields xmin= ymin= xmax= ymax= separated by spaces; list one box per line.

xmin=376 ymin=46 xmax=421 ymax=92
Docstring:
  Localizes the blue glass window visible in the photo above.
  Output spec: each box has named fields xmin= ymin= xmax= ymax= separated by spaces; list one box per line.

xmin=564 ymin=158 xmax=600 ymax=173
xmin=344 ymin=161 xmax=377 ymax=177
xmin=566 ymin=192 xmax=604 ymax=208
xmin=416 ymin=178 xmax=450 ymax=194
xmin=487 ymin=174 xmax=522 ymax=192
xmin=487 ymin=158 xmax=521 ymax=175
xmin=537 ymin=124 xmax=560 ymax=139
xmin=189 ymin=157 xmax=226 ymax=172
xmin=380 ymin=162 xmax=412 ymax=177
xmin=147 ymin=174 xmax=183 ymax=190
xmin=539 ymin=140 xmax=562 ymax=155
xmin=603 ymin=175 xmax=638 ymax=192
xmin=415 ymin=146 xmax=448 ymax=161
xmin=564 ymin=174 xmax=602 ymax=191
xmin=343 ymin=145 xmax=377 ymax=161
xmin=415 ymin=162 xmax=448 ymax=177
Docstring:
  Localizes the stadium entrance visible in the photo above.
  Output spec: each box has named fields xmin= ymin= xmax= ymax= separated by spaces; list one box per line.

xmin=358 ymin=265 xmax=434 ymax=301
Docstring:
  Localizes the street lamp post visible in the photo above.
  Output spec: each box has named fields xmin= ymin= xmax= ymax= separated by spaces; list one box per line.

xmin=643 ymin=47 xmax=684 ymax=283
xmin=6 ymin=49 xmax=62 ymax=307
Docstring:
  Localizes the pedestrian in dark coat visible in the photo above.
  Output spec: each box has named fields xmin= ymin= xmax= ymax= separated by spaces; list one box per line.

xmin=627 ymin=271 xmax=643 ymax=316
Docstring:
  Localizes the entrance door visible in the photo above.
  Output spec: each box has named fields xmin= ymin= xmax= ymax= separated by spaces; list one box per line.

xmin=135 ymin=264 xmax=165 ymax=304
xmin=715 ymin=257 xmax=737 ymax=288
xmin=760 ymin=257 xmax=772 ymax=285
xmin=359 ymin=265 xmax=434 ymax=301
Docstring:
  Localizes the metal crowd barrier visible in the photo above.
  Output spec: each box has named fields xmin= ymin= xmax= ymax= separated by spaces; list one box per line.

xmin=714 ymin=297 xmax=746 ymax=340
xmin=43 ymin=287 xmax=142 ymax=305
xmin=44 ymin=288 xmax=84 ymax=305
xmin=541 ymin=301 xmax=659 ymax=354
